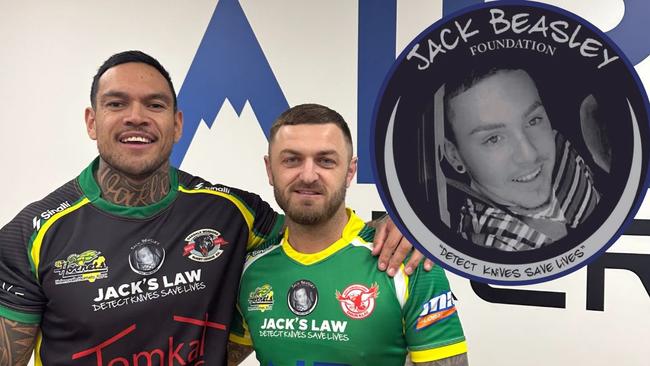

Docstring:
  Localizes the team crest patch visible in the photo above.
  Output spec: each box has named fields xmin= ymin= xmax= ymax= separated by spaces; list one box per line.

xmin=54 ymin=250 xmax=108 ymax=285
xmin=183 ymin=229 xmax=228 ymax=262
xmin=129 ymin=239 xmax=165 ymax=275
xmin=287 ymin=280 xmax=318 ymax=316
xmin=335 ymin=283 xmax=379 ymax=319
xmin=248 ymin=284 xmax=274 ymax=312
xmin=416 ymin=291 xmax=457 ymax=330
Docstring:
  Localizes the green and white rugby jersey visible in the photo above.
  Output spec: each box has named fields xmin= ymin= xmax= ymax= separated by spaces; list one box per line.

xmin=230 ymin=209 xmax=466 ymax=365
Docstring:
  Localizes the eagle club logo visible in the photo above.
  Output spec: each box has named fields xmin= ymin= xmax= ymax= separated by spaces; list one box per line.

xmin=335 ymin=283 xmax=379 ymax=319
xmin=183 ymin=229 xmax=228 ymax=262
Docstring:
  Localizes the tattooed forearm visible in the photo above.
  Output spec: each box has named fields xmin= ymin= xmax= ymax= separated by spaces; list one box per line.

xmin=96 ymin=159 xmax=170 ymax=206
xmin=414 ymin=353 xmax=469 ymax=366
xmin=227 ymin=341 xmax=254 ymax=366
xmin=0 ymin=318 xmax=38 ymax=366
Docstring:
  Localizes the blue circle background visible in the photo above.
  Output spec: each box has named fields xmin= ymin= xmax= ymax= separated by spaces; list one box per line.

xmin=371 ymin=0 xmax=650 ymax=285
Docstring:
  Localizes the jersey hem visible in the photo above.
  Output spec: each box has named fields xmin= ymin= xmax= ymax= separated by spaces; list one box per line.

xmin=409 ymin=339 xmax=467 ymax=362
xmin=0 ymin=304 xmax=41 ymax=324
xmin=228 ymin=332 xmax=253 ymax=346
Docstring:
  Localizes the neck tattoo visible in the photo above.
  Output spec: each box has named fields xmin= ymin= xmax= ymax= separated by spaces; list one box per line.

xmin=96 ymin=164 xmax=170 ymax=207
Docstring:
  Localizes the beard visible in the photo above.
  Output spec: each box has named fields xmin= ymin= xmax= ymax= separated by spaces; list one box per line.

xmin=274 ymin=181 xmax=347 ymax=226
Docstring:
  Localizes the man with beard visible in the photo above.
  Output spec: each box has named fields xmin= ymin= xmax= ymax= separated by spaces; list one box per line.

xmin=228 ymin=104 xmax=468 ymax=366
xmin=0 ymin=52 xmax=420 ymax=365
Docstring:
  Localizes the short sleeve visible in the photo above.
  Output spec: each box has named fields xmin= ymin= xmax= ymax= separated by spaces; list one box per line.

xmin=402 ymin=265 xmax=467 ymax=363
xmin=0 ymin=208 xmax=47 ymax=324
xmin=227 ymin=188 xmax=284 ymax=251
xmin=229 ymin=301 xmax=253 ymax=346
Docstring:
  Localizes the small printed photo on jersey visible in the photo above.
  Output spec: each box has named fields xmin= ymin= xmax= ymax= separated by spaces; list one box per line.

xmin=372 ymin=2 xmax=650 ymax=285
xmin=129 ymin=239 xmax=165 ymax=275
xmin=287 ymin=279 xmax=318 ymax=316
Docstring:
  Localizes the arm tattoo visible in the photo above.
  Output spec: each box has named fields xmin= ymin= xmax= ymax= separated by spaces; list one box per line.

xmin=0 ymin=318 xmax=38 ymax=366
xmin=96 ymin=161 xmax=170 ymax=207
xmin=414 ymin=353 xmax=469 ymax=366
xmin=227 ymin=341 xmax=254 ymax=366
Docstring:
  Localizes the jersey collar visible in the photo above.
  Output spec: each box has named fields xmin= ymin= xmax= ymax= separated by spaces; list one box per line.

xmin=282 ymin=208 xmax=366 ymax=265
xmin=77 ymin=157 xmax=179 ymax=219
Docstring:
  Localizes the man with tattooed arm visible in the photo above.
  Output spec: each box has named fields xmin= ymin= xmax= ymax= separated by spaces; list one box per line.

xmin=0 ymin=51 xmax=423 ymax=365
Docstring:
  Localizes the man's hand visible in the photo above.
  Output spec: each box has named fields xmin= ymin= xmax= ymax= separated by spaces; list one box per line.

xmin=370 ymin=215 xmax=434 ymax=276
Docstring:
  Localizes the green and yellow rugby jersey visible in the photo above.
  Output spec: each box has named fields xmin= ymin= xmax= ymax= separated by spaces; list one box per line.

xmin=230 ymin=209 xmax=466 ymax=365
xmin=0 ymin=158 xmax=283 ymax=365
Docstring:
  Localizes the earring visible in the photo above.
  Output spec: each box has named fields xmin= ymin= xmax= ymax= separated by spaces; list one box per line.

xmin=455 ymin=164 xmax=466 ymax=174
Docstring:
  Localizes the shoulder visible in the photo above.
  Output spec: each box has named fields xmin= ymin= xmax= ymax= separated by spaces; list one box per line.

xmin=242 ymin=237 xmax=283 ymax=273
xmin=176 ymin=169 xmax=269 ymax=211
xmin=5 ymin=178 xmax=83 ymax=233
xmin=177 ymin=170 xmax=243 ymax=197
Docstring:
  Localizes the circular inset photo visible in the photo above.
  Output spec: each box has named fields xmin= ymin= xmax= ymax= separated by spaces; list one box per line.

xmin=372 ymin=1 xmax=649 ymax=284
xmin=129 ymin=239 xmax=165 ymax=276
xmin=287 ymin=279 xmax=318 ymax=316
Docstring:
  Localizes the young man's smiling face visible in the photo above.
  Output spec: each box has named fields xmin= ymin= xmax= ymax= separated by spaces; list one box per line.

xmin=85 ymin=62 xmax=183 ymax=178
xmin=445 ymin=69 xmax=556 ymax=210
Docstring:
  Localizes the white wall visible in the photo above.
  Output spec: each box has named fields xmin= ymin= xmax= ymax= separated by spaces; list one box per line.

xmin=1 ymin=1 xmax=648 ymax=365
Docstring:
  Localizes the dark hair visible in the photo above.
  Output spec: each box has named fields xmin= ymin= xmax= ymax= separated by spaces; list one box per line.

xmin=90 ymin=50 xmax=177 ymax=111
xmin=269 ymin=103 xmax=353 ymax=151
xmin=444 ymin=66 xmax=536 ymax=145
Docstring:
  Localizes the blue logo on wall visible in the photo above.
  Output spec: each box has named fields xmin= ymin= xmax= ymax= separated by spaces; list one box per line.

xmin=371 ymin=1 xmax=650 ymax=285
xmin=173 ymin=0 xmax=650 ymax=188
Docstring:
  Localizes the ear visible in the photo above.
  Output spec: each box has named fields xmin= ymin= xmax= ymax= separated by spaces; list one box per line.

xmin=345 ymin=156 xmax=358 ymax=188
xmin=264 ymin=155 xmax=274 ymax=186
xmin=443 ymin=139 xmax=466 ymax=174
xmin=174 ymin=110 xmax=184 ymax=143
xmin=85 ymin=107 xmax=97 ymax=140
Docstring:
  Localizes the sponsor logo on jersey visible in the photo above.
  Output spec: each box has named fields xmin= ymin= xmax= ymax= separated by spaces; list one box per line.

xmin=183 ymin=228 xmax=228 ymax=262
xmin=71 ymin=313 xmax=226 ymax=365
xmin=335 ymin=283 xmax=379 ymax=319
xmin=287 ymin=280 xmax=318 ymax=316
xmin=32 ymin=200 xmax=71 ymax=230
xmin=192 ymin=182 xmax=231 ymax=194
xmin=248 ymin=284 xmax=274 ymax=312
xmin=1 ymin=281 xmax=26 ymax=298
xmin=416 ymin=291 xmax=457 ymax=330
xmin=53 ymin=250 xmax=108 ymax=285
xmin=129 ymin=239 xmax=165 ymax=275
xmin=244 ymin=244 xmax=275 ymax=263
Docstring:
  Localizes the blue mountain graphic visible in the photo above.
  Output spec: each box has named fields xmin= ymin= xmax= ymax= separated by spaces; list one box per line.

xmin=171 ymin=0 xmax=288 ymax=167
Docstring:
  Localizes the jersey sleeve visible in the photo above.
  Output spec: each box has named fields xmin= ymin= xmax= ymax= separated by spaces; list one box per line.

xmin=401 ymin=264 xmax=467 ymax=363
xmin=229 ymin=297 xmax=253 ymax=346
xmin=227 ymin=187 xmax=284 ymax=251
xmin=0 ymin=206 xmax=48 ymax=324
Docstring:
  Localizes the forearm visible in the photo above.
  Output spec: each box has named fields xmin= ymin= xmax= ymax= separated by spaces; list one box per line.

xmin=0 ymin=317 xmax=38 ymax=366
xmin=414 ymin=353 xmax=468 ymax=366
xmin=227 ymin=340 xmax=254 ymax=366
